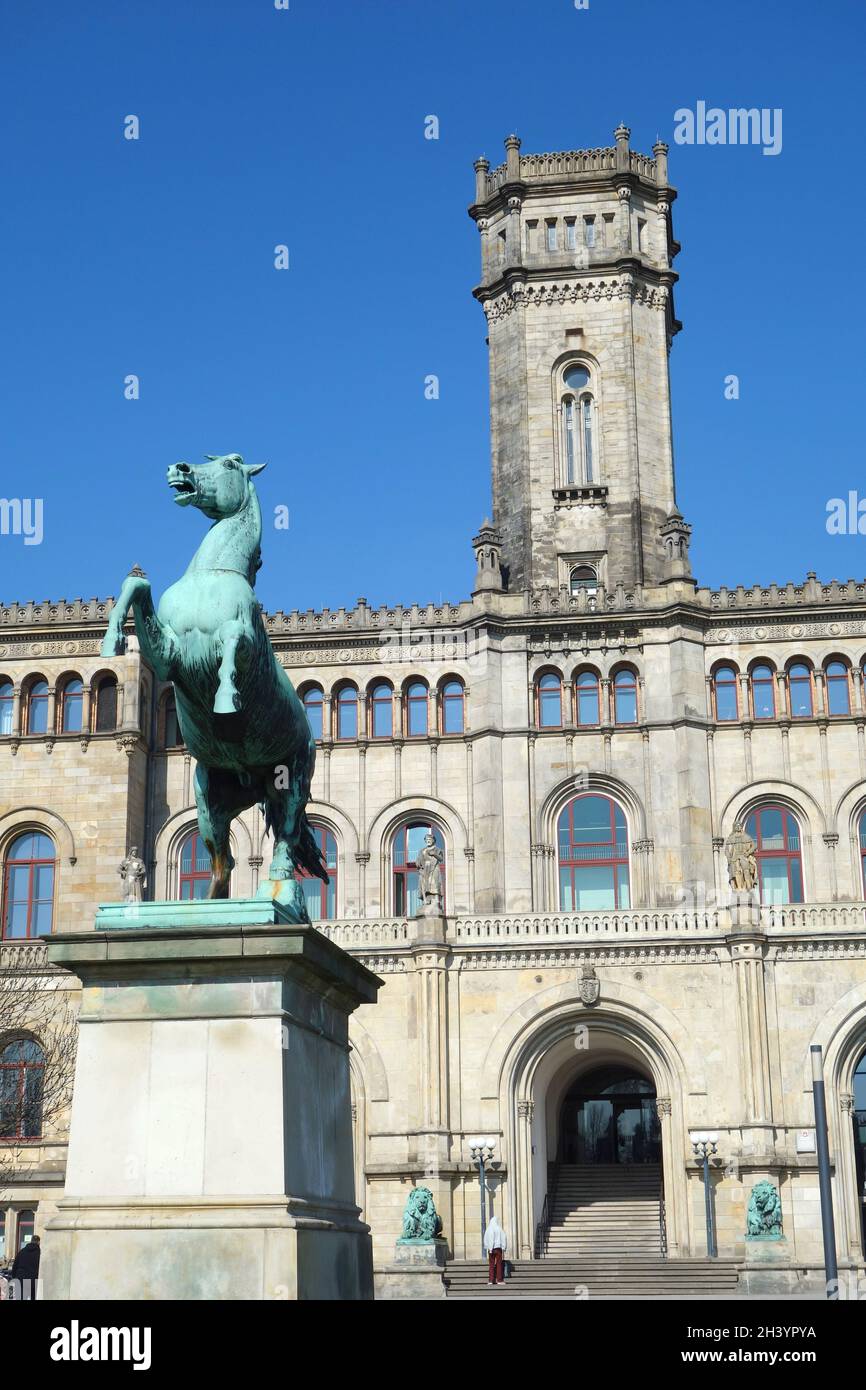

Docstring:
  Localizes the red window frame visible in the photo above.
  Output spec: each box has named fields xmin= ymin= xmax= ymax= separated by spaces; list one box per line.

xmin=713 ymin=666 xmax=739 ymax=721
xmin=557 ymin=794 xmax=630 ymax=909
xmin=405 ymin=682 xmax=429 ymax=738
xmin=0 ymin=681 xmax=13 ymax=736
xmin=745 ymin=805 xmax=803 ymax=904
xmin=393 ymin=823 xmax=446 ymax=915
xmin=0 ymin=1042 xmax=45 ymax=1142
xmin=303 ymin=686 xmax=324 ymax=741
xmin=2 ymin=833 xmax=55 ymax=940
xmin=441 ymin=680 xmax=464 ymax=734
xmin=60 ymin=678 xmax=84 ymax=733
xmin=369 ymin=684 xmax=393 ymax=739
xmin=825 ymin=662 xmax=850 ymax=716
xmin=26 ymin=680 xmax=48 ymax=735
xmin=179 ymin=830 xmax=212 ymax=899
xmin=537 ymin=672 xmax=563 ymax=729
xmin=294 ymin=823 xmax=337 ymax=919
xmin=786 ymin=663 xmax=814 ymax=719
xmin=335 ymin=686 xmax=359 ymax=741
xmin=750 ymin=664 xmax=776 ymax=720
xmin=613 ymin=669 xmax=638 ymax=725
xmin=575 ymin=671 xmax=600 ymax=727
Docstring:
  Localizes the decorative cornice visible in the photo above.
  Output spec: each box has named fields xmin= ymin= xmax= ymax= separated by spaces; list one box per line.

xmin=480 ymin=275 xmax=669 ymax=323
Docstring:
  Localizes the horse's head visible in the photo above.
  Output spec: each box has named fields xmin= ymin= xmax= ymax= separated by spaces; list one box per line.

xmin=167 ymin=453 xmax=266 ymax=521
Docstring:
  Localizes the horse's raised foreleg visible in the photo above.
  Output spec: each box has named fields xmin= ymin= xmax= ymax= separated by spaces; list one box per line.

xmin=214 ymin=619 xmax=245 ymax=715
xmin=101 ymin=569 xmax=176 ymax=680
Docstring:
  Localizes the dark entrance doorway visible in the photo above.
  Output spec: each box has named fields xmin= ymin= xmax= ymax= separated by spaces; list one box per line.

xmin=559 ymin=1065 xmax=661 ymax=1164
xmin=853 ymin=1049 xmax=866 ymax=1251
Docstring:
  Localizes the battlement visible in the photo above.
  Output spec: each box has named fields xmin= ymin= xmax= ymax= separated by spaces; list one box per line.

xmin=472 ymin=126 xmax=670 ymax=210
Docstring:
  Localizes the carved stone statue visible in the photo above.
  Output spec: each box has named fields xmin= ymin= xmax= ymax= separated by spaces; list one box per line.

xmin=746 ymin=1180 xmax=783 ymax=1239
xmin=397 ymin=1186 xmax=443 ymax=1243
xmin=724 ymin=824 xmax=758 ymax=893
xmin=101 ymin=455 xmax=326 ymax=916
xmin=416 ymin=831 xmax=444 ymax=915
xmin=118 ymin=846 xmax=147 ymax=904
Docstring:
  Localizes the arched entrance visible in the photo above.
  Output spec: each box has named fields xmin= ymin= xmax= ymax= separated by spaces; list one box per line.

xmin=558 ymin=1064 xmax=661 ymax=1165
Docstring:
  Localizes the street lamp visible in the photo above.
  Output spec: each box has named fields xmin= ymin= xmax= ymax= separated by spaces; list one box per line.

xmin=691 ymin=1133 xmax=719 ymax=1259
xmin=468 ymin=1136 xmax=496 ymax=1259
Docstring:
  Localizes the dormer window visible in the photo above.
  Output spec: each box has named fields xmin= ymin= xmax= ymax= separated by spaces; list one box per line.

xmin=560 ymin=363 xmax=598 ymax=486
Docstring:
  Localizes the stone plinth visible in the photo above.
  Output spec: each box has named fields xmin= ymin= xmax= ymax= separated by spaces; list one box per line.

xmin=740 ymin=1235 xmax=794 ymax=1295
xmin=375 ymin=1239 xmax=448 ymax=1300
xmin=41 ymin=908 xmax=380 ymax=1301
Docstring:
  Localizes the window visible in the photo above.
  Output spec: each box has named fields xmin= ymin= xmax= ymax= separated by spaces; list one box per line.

xmin=303 ymin=686 xmax=324 ymax=742
xmin=26 ymin=680 xmax=48 ymax=735
xmin=750 ymin=664 xmax=776 ymax=720
xmin=179 ymin=831 xmax=212 ymax=900
xmin=0 ymin=681 xmax=13 ymax=735
xmin=561 ymin=364 xmax=596 ymax=486
xmin=557 ymin=794 xmax=630 ymax=910
xmin=713 ymin=666 xmax=739 ymax=722
xmin=369 ymin=683 xmax=393 ymax=739
xmin=16 ymin=1210 xmax=35 ymax=1250
xmin=94 ymin=676 xmax=118 ymax=732
xmin=139 ymin=683 xmax=148 ymax=738
xmin=2 ymin=832 xmax=55 ymax=939
xmin=546 ymin=220 xmax=557 ymax=251
xmin=525 ymin=220 xmax=538 ymax=254
xmin=60 ymin=678 xmax=83 ymax=733
xmin=787 ymin=663 xmax=813 ymax=718
xmin=336 ymin=686 xmax=358 ymax=740
xmin=570 ymin=565 xmax=598 ymax=599
xmin=584 ymin=216 xmax=596 ymax=247
xmin=441 ymin=680 xmax=465 ymax=734
xmin=859 ymin=810 xmax=866 ymax=895
xmin=825 ymin=661 xmax=850 ymax=716
xmin=405 ymin=681 xmax=428 ymax=738
xmin=575 ymin=671 xmax=600 ymax=727
xmin=0 ymin=1042 xmax=45 ymax=1141
xmin=613 ymin=669 xmax=638 ymax=725
xmin=393 ymin=823 xmax=445 ymax=916
xmin=294 ymin=823 xmax=337 ymax=921
xmin=745 ymin=806 xmax=803 ymax=905
xmin=164 ymin=695 xmax=183 ymax=748
xmin=565 ymin=219 xmax=577 ymax=250
xmin=602 ymin=212 xmax=615 ymax=244
xmin=537 ymin=672 xmax=563 ymax=729
xmin=637 ymin=217 xmax=647 ymax=251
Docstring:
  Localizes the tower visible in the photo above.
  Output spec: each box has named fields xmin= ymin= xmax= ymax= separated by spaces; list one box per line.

xmin=469 ymin=126 xmax=688 ymax=595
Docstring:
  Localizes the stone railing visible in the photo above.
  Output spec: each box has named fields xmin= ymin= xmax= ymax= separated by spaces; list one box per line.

xmin=317 ymin=920 xmax=412 ymax=948
xmin=0 ymin=599 xmax=112 ymax=627
xmin=699 ymin=577 xmax=866 ymax=613
xmin=0 ymin=939 xmax=50 ymax=971
xmin=484 ymin=146 xmax=661 ymax=195
xmin=763 ymin=903 xmax=866 ymax=932
xmin=451 ymin=909 xmax=724 ymax=941
xmin=528 ymin=583 xmax=644 ymax=616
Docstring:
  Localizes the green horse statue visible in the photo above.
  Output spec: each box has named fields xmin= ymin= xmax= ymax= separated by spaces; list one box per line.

xmin=101 ymin=453 xmax=326 ymax=912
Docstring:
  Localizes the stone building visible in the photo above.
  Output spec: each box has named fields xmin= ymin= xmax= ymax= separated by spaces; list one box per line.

xmin=2 ymin=127 xmax=866 ymax=1294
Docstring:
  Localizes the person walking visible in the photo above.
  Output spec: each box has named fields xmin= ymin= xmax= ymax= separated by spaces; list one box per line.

xmin=484 ymin=1215 xmax=507 ymax=1285
xmin=10 ymin=1235 xmax=40 ymax=1301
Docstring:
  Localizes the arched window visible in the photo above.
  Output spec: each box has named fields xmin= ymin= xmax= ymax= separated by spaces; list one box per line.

xmin=570 ymin=565 xmax=598 ymax=599
xmin=2 ymin=832 xmax=55 ymax=939
xmin=26 ymin=680 xmax=48 ymax=735
xmin=561 ymin=364 xmax=597 ymax=485
xmin=613 ymin=669 xmax=638 ymax=725
xmin=575 ymin=671 xmax=600 ymax=727
xmin=745 ymin=806 xmax=803 ymax=904
xmin=94 ymin=675 xmax=118 ymax=732
xmin=750 ymin=664 xmax=776 ymax=720
xmin=369 ymin=683 xmax=393 ymax=739
xmin=557 ymin=794 xmax=630 ymax=910
xmin=335 ymin=686 xmax=358 ymax=741
xmin=164 ymin=694 xmax=183 ymax=748
xmin=294 ymin=823 xmax=337 ymax=921
xmin=60 ymin=678 xmax=83 ymax=733
xmin=405 ymin=681 xmax=429 ymax=738
xmin=825 ymin=661 xmax=850 ymax=716
xmin=179 ymin=830 xmax=212 ymax=900
xmin=0 ymin=1041 xmax=45 ymax=1141
xmin=537 ymin=672 xmax=562 ymax=729
xmin=0 ymin=681 xmax=13 ymax=736
xmin=713 ymin=666 xmax=739 ymax=722
xmin=787 ymin=663 xmax=813 ymax=718
xmin=393 ymin=823 xmax=445 ymax=916
xmin=441 ymin=680 xmax=465 ymax=734
xmin=302 ymin=686 xmax=324 ymax=742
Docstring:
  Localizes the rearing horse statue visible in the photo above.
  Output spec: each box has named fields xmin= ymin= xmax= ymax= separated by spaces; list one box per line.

xmin=102 ymin=453 xmax=327 ymax=913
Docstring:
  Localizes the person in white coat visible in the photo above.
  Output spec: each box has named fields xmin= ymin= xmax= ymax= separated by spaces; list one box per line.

xmin=484 ymin=1216 xmax=508 ymax=1285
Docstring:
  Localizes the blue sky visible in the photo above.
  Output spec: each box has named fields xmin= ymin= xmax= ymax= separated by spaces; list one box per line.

xmin=2 ymin=0 xmax=864 ymax=612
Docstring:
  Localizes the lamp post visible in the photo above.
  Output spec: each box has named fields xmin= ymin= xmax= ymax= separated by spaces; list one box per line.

xmin=810 ymin=1045 xmax=839 ymax=1299
xmin=692 ymin=1134 xmax=719 ymax=1259
xmin=468 ymin=1137 xmax=496 ymax=1259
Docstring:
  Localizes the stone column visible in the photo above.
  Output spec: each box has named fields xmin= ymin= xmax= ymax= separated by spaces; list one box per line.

xmin=726 ymin=914 xmax=773 ymax=1135
xmin=517 ymin=1099 xmax=535 ymax=1260
xmin=656 ymin=1097 xmax=680 ymax=1256
xmin=410 ymin=913 xmax=451 ymax=1175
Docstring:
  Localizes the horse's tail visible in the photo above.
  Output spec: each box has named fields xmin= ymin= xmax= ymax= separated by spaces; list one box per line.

xmin=293 ymin=811 xmax=329 ymax=884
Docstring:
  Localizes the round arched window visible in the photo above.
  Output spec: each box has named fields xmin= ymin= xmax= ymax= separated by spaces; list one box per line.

xmin=557 ymin=795 xmax=630 ymax=910
xmin=393 ymin=823 xmax=445 ymax=916
xmin=294 ymin=824 xmax=337 ymax=921
xmin=570 ymin=565 xmax=598 ymax=598
xmin=2 ymin=832 xmax=55 ymax=939
xmin=0 ymin=1040 xmax=45 ymax=1140
xmin=744 ymin=806 xmax=803 ymax=904
xmin=179 ymin=831 xmax=212 ymax=900
xmin=302 ymin=687 xmax=324 ymax=741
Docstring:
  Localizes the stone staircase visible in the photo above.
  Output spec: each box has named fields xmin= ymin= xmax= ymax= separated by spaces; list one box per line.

xmin=543 ymin=1163 xmax=662 ymax=1258
xmin=443 ymin=1257 xmax=740 ymax=1298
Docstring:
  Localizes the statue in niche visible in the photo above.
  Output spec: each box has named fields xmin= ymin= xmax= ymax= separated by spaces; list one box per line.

xmin=118 ymin=846 xmax=147 ymax=905
xmin=724 ymin=824 xmax=758 ymax=893
xmin=417 ymin=831 xmax=445 ymax=915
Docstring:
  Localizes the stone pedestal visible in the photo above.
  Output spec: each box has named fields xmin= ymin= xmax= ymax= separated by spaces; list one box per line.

xmin=41 ymin=905 xmax=380 ymax=1301
xmin=374 ymin=1239 xmax=448 ymax=1300
xmin=740 ymin=1235 xmax=794 ymax=1295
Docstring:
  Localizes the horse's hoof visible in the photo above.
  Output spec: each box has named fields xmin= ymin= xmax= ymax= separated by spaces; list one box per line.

xmin=214 ymin=691 xmax=240 ymax=715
